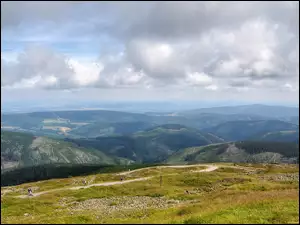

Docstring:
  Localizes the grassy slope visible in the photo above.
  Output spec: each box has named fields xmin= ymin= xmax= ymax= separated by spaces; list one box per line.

xmin=1 ymin=163 xmax=298 ymax=224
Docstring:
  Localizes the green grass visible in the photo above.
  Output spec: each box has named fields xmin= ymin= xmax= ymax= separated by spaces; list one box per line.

xmin=1 ymin=163 xmax=299 ymax=224
xmin=184 ymin=200 xmax=298 ymax=224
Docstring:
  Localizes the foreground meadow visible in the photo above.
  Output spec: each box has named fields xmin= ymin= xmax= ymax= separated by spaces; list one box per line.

xmin=1 ymin=163 xmax=299 ymax=224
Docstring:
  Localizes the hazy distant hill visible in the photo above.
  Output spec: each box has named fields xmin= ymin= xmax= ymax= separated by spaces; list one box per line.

xmin=1 ymin=110 xmax=155 ymax=139
xmin=288 ymin=116 xmax=299 ymax=125
xmin=255 ymin=130 xmax=299 ymax=143
xmin=166 ymin=141 xmax=299 ymax=164
xmin=69 ymin=121 xmax=157 ymax=138
xmin=182 ymin=113 xmax=271 ymax=129
xmin=1 ymin=105 xmax=298 ymax=139
xmin=179 ymin=104 xmax=299 ymax=118
xmin=1 ymin=131 xmax=131 ymax=171
xmin=203 ymin=120 xmax=299 ymax=141
xmin=1 ymin=110 xmax=151 ymax=126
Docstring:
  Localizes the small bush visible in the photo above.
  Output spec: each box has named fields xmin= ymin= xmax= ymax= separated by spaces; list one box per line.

xmin=259 ymin=186 xmax=267 ymax=191
xmin=147 ymin=193 xmax=164 ymax=198
xmin=177 ymin=208 xmax=192 ymax=216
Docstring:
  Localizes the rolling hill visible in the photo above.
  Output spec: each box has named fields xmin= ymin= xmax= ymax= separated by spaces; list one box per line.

xmin=203 ymin=120 xmax=299 ymax=141
xmin=1 ymin=110 xmax=152 ymax=137
xmin=2 ymin=105 xmax=298 ymax=139
xmin=256 ymin=130 xmax=299 ymax=143
xmin=166 ymin=141 xmax=299 ymax=164
xmin=287 ymin=116 xmax=299 ymax=125
xmin=149 ymin=113 xmax=273 ymax=130
xmin=66 ymin=124 xmax=224 ymax=163
xmin=1 ymin=131 xmax=131 ymax=171
xmin=69 ymin=121 xmax=157 ymax=138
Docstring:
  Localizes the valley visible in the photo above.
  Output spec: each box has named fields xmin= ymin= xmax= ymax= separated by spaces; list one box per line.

xmin=2 ymin=1 xmax=299 ymax=224
xmin=2 ymin=104 xmax=298 ymax=139
xmin=1 ymin=104 xmax=299 ymax=224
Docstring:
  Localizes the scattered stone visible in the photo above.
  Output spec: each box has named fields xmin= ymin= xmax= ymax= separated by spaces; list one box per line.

xmin=70 ymin=196 xmax=182 ymax=214
xmin=24 ymin=213 xmax=29 ymax=216
xmin=259 ymin=173 xmax=299 ymax=182
xmin=56 ymin=197 xmax=77 ymax=207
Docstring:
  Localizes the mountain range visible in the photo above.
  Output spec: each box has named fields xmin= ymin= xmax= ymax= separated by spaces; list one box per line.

xmin=1 ymin=104 xmax=299 ymax=185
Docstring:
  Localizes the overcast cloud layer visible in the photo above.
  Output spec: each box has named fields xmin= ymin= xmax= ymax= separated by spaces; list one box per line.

xmin=1 ymin=1 xmax=299 ymax=103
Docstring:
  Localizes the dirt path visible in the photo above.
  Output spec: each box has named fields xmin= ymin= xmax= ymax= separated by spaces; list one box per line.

xmin=15 ymin=164 xmax=219 ymax=199
xmin=69 ymin=177 xmax=153 ymax=190
xmin=16 ymin=177 xmax=153 ymax=198
xmin=118 ymin=164 xmax=218 ymax=176
xmin=192 ymin=165 xmax=219 ymax=172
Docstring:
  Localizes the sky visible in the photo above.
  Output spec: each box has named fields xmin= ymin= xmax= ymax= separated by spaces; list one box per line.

xmin=1 ymin=1 xmax=299 ymax=106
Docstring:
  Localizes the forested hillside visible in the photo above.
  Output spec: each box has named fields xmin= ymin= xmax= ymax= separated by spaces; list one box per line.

xmin=1 ymin=131 xmax=131 ymax=171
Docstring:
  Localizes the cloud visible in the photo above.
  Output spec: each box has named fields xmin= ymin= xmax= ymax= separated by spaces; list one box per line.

xmin=185 ymin=72 xmax=213 ymax=86
xmin=283 ymin=82 xmax=299 ymax=92
xmin=1 ymin=1 xmax=78 ymax=28
xmin=1 ymin=1 xmax=299 ymax=102
xmin=205 ymin=84 xmax=218 ymax=91
xmin=68 ymin=59 xmax=102 ymax=87
xmin=1 ymin=45 xmax=150 ymax=90
xmin=1 ymin=45 xmax=77 ymax=89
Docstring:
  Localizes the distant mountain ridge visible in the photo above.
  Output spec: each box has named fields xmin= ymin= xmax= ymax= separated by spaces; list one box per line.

xmin=166 ymin=141 xmax=299 ymax=164
xmin=65 ymin=124 xmax=224 ymax=163
xmin=69 ymin=121 xmax=156 ymax=138
xmin=1 ymin=104 xmax=298 ymax=139
xmin=1 ymin=131 xmax=131 ymax=171
xmin=1 ymin=104 xmax=299 ymax=169
xmin=256 ymin=130 xmax=299 ymax=143
xmin=203 ymin=120 xmax=299 ymax=141
xmin=179 ymin=104 xmax=299 ymax=118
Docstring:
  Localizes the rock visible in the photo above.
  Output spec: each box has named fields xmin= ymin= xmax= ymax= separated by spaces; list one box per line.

xmin=71 ymin=196 xmax=183 ymax=214
xmin=24 ymin=213 xmax=29 ymax=216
